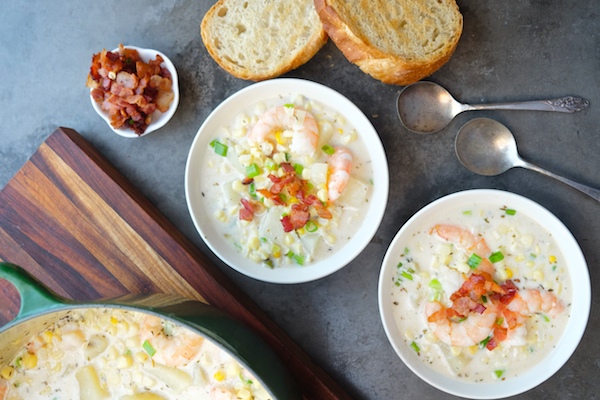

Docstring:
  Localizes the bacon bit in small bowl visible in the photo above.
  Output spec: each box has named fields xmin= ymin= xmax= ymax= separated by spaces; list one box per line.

xmin=86 ymin=44 xmax=179 ymax=137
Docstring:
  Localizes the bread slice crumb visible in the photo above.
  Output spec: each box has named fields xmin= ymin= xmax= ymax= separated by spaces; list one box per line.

xmin=201 ymin=0 xmax=328 ymax=81
xmin=315 ymin=0 xmax=463 ymax=85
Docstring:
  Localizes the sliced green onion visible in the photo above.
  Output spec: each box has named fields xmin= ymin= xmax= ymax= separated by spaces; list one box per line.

xmin=286 ymin=251 xmax=305 ymax=266
xmin=239 ymin=372 xmax=253 ymax=385
xmin=494 ymin=369 xmax=505 ymax=378
xmin=428 ymin=279 xmax=442 ymax=301
xmin=505 ymin=209 xmax=517 ymax=216
xmin=265 ymin=158 xmax=277 ymax=170
xmin=400 ymin=271 xmax=413 ymax=281
xmin=495 ymin=317 xmax=504 ymax=326
xmin=489 ymin=251 xmax=504 ymax=263
xmin=249 ymin=182 xmax=257 ymax=198
xmin=283 ymin=103 xmax=294 ymax=109
xmin=279 ymin=193 xmax=287 ymax=203
xmin=479 ymin=336 xmax=491 ymax=349
xmin=410 ymin=341 xmax=420 ymax=354
xmin=397 ymin=262 xmax=403 ymax=269
xmin=482 ymin=295 xmax=488 ymax=303
xmin=542 ymin=315 xmax=550 ymax=322
xmin=462 ymin=210 xmax=472 ymax=215
xmin=467 ymin=254 xmax=482 ymax=269
xmin=285 ymin=152 xmax=290 ymax=161
xmin=264 ymin=259 xmax=274 ymax=269
xmin=209 ymin=140 xmax=228 ymax=156
xmin=322 ymin=144 xmax=335 ymax=155
xmin=142 ymin=340 xmax=156 ymax=357
xmin=305 ymin=220 xmax=318 ymax=232
xmin=428 ymin=279 xmax=442 ymax=291
xmin=293 ymin=163 xmax=304 ymax=175
xmin=246 ymin=163 xmax=261 ymax=178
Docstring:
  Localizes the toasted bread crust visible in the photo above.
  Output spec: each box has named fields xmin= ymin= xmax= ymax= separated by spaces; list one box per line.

xmin=315 ymin=0 xmax=462 ymax=85
xmin=201 ymin=0 xmax=328 ymax=81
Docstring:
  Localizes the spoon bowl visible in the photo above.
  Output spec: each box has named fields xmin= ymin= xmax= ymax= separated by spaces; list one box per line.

xmin=454 ymin=118 xmax=520 ymax=176
xmin=397 ymin=81 xmax=463 ymax=134
xmin=455 ymin=118 xmax=600 ymax=202
xmin=397 ymin=81 xmax=590 ymax=134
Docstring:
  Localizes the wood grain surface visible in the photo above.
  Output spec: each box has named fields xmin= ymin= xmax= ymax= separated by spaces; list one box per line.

xmin=0 ymin=127 xmax=352 ymax=400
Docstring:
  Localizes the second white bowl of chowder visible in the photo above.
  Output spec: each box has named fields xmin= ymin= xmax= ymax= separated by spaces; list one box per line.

xmin=378 ymin=189 xmax=590 ymax=399
xmin=185 ymin=79 xmax=388 ymax=284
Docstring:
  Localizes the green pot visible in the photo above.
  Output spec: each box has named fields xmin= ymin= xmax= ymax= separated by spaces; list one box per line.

xmin=0 ymin=262 xmax=300 ymax=399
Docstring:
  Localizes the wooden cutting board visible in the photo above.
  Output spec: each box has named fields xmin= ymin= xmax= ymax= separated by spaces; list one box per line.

xmin=0 ymin=127 xmax=352 ymax=400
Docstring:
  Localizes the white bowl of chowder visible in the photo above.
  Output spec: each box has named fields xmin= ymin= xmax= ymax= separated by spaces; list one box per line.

xmin=185 ymin=78 xmax=389 ymax=283
xmin=378 ymin=189 xmax=590 ymax=399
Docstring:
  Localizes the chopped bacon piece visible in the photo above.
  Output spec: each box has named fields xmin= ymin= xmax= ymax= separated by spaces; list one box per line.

xmin=239 ymin=198 xmax=254 ymax=221
xmin=281 ymin=215 xmax=294 ymax=232
xmin=86 ymin=44 xmax=174 ymax=135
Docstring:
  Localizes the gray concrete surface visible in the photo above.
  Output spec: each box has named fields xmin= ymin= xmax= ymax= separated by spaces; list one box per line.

xmin=1 ymin=1 xmax=599 ymax=399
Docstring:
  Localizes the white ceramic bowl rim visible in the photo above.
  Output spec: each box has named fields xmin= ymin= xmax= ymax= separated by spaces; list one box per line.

xmin=89 ymin=45 xmax=180 ymax=138
xmin=378 ymin=189 xmax=591 ymax=399
xmin=185 ymin=78 xmax=389 ymax=284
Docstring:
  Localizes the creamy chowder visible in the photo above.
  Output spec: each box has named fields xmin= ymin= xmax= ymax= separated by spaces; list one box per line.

xmin=198 ymin=94 xmax=373 ymax=269
xmin=0 ymin=308 xmax=271 ymax=400
xmin=389 ymin=203 xmax=571 ymax=383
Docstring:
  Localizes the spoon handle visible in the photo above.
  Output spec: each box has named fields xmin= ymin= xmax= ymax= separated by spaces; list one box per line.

xmin=520 ymin=160 xmax=600 ymax=202
xmin=467 ymin=96 xmax=590 ymax=113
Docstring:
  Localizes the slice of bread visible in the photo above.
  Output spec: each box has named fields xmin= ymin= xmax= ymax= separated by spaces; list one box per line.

xmin=314 ymin=0 xmax=463 ymax=85
xmin=201 ymin=0 xmax=328 ymax=81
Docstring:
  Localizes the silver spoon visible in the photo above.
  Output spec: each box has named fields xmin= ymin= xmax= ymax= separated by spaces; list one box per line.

xmin=455 ymin=118 xmax=600 ymax=202
xmin=397 ymin=81 xmax=590 ymax=134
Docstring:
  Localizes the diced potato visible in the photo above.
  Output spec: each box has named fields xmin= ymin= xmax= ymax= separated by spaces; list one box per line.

xmin=146 ymin=363 xmax=192 ymax=393
xmin=76 ymin=365 xmax=110 ymax=400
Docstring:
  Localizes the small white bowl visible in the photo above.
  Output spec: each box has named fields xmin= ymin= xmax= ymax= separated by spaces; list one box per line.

xmin=378 ymin=189 xmax=590 ymax=399
xmin=89 ymin=45 xmax=180 ymax=138
xmin=185 ymin=78 xmax=389 ymax=284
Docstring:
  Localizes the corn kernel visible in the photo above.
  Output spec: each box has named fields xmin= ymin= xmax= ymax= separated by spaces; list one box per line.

xmin=134 ymin=351 xmax=148 ymax=364
xmin=284 ymin=234 xmax=295 ymax=245
xmin=275 ymin=130 xmax=285 ymax=144
xmin=22 ymin=352 xmax=38 ymax=369
xmin=248 ymin=236 xmax=260 ymax=250
xmin=215 ymin=210 xmax=227 ymax=223
xmin=233 ymin=127 xmax=246 ymax=138
xmin=468 ymin=345 xmax=478 ymax=355
xmin=1 ymin=366 xmax=14 ymax=379
xmin=505 ymin=268 xmax=513 ymax=279
xmin=116 ymin=354 xmax=133 ymax=369
xmin=533 ymin=270 xmax=544 ymax=281
xmin=317 ymin=189 xmax=328 ymax=203
xmin=549 ymin=255 xmax=557 ymax=263
xmin=213 ymin=370 xmax=226 ymax=381
xmin=450 ymin=346 xmax=462 ymax=356
xmin=237 ymin=388 xmax=252 ymax=400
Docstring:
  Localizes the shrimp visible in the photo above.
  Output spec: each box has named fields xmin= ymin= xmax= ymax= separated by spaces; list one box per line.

xmin=426 ymin=301 xmax=498 ymax=347
xmin=209 ymin=387 xmax=237 ymax=400
xmin=507 ymin=289 xmax=565 ymax=318
xmin=431 ymin=224 xmax=494 ymax=275
xmin=327 ymin=147 xmax=353 ymax=203
xmin=0 ymin=380 xmax=8 ymax=400
xmin=138 ymin=315 xmax=204 ymax=367
xmin=248 ymin=105 xmax=319 ymax=156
